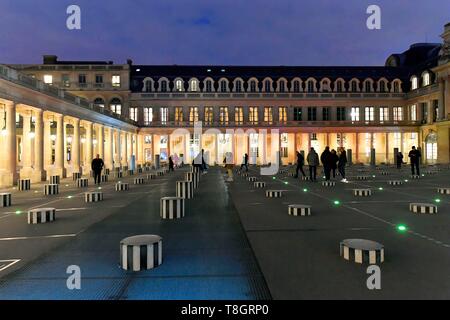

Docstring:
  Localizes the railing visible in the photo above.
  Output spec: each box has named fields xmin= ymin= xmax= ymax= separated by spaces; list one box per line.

xmin=53 ymin=82 xmax=122 ymax=90
xmin=0 ymin=64 xmax=136 ymax=126
xmin=406 ymin=84 xmax=439 ymax=99
xmin=139 ymin=120 xmax=422 ymax=128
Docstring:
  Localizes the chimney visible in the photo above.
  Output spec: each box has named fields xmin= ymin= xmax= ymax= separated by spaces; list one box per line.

xmin=43 ymin=55 xmax=58 ymax=64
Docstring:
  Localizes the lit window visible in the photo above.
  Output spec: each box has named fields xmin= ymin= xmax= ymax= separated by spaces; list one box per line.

xmin=160 ymin=107 xmax=168 ymax=124
xmin=129 ymin=107 xmax=138 ymax=121
xmin=110 ymin=98 xmax=122 ymax=115
xmin=264 ymin=107 xmax=273 ymax=124
xmin=43 ymin=75 xmax=53 ymax=84
xmin=364 ymin=107 xmax=374 ymax=122
xmin=393 ymin=106 xmax=403 ymax=121
xmin=234 ymin=107 xmax=243 ymax=124
xmin=189 ymin=107 xmax=198 ymax=123
xmin=379 ymin=107 xmax=389 ymax=122
xmin=423 ymin=73 xmax=430 ymax=86
xmin=190 ymin=79 xmax=198 ymax=92
xmin=144 ymin=107 xmax=153 ymax=125
xmin=411 ymin=76 xmax=418 ymax=90
xmin=279 ymin=107 xmax=287 ymax=123
xmin=175 ymin=79 xmax=183 ymax=92
xmin=410 ymin=104 xmax=417 ymax=121
xmin=112 ymin=75 xmax=121 ymax=87
xmin=249 ymin=107 xmax=258 ymax=123
xmin=175 ymin=107 xmax=183 ymax=123
xmin=219 ymin=107 xmax=229 ymax=125
xmin=204 ymin=107 xmax=213 ymax=125
xmin=62 ymin=74 xmax=70 ymax=87
xmin=351 ymin=107 xmax=360 ymax=122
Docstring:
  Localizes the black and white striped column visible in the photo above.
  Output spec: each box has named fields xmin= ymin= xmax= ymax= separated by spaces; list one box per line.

xmin=115 ymin=182 xmax=129 ymax=191
xmin=409 ymin=203 xmax=437 ymax=214
xmin=105 ymin=168 xmax=110 ymax=175
xmin=157 ymin=170 xmax=164 ymax=176
xmin=322 ymin=181 xmax=335 ymax=187
xmin=120 ymin=235 xmax=163 ymax=271
xmin=134 ymin=177 xmax=145 ymax=185
xmin=76 ymin=178 xmax=89 ymax=188
xmin=247 ymin=176 xmax=257 ymax=182
xmin=301 ymin=176 xmax=311 ymax=181
xmin=18 ymin=179 xmax=31 ymax=191
xmin=410 ymin=174 xmax=420 ymax=179
xmin=101 ymin=174 xmax=108 ymax=182
xmin=288 ymin=204 xmax=311 ymax=216
xmin=353 ymin=188 xmax=372 ymax=197
xmin=44 ymin=184 xmax=59 ymax=195
xmin=160 ymin=197 xmax=185 ymax=219
xmin=49 ymin=175 xmax=60 ymax=185
xmin=147 ymin=173 xmax=156 ymax=180
xmin=114 ymin=171 xmax=123 ymax=179
xmin=137 ymin=168 xmax=143 ymax=174
xmin=241 ymin=172 xmax=249 ymax=177
xmin=0 ymin=193 xmax=11 ymax=207
xmin=185 ymin=172 xmax=199 ymax=189
xmin=356 ymin=175 xmax=369 ymax=181
xmin=85 ymin=191 xmax=103 ymax=202
xmin=128 ymin=169 xmax=134 ymax=176
xmin=72 ymin=172 xmax=81 ymax=180
xmin=340 ymin=239 xmax=384 ymax=264
xmin=28 ymin=208 xmax=56 ymax=224
xmin=254 ymin=181 xmax=266 ymax=188
xmin=388 ymin=180 xmax=403 ymax=186
xmin=266 ymin=190 xmax=283 ymax=198
xmin=176 ymin=180 xmax=194 ymax=199
xmin=380 ymin=171 xmax=389 ymax=176
xmin=437 ymin=187 xmax=450 ymax=195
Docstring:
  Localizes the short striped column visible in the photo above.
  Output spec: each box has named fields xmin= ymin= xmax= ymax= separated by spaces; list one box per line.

xmin=287 ymin=172 xmax=296 ymax=177
xmin=191 ymin=166 xmax=200 ymax=173
xmin=114 ymin=171 xmax=123 ymax=179
xmin=388 ymin=180 xmax=403 ymax=186
xmin=185 ymin=172 xmax=199 ymax=189
xmin=157 ymin=170 xmax=164 ymax=176
xmin=353 ymin=188 xmax=372 ymax=197
xmin=247 ymin=176 xmax=257 ymax=182
xmin=254 ymin=181 xmax=266 ymax=188
xmin=409 ymin=203 xmax=437 ymax=214
xmin=288 ymin=204 xmax=311 ymax=216
xmin=147 ymin=173 xmax=157 ymax=180
xmin=266 ymin=190 xmax=283 ymax=198
xmin=134 ymin=177 xmax=145 ymax=185
xmin=144 ymin=166 xmax=150 ymax=172
xmin=120 ymin=235 xmax=163 ymax=271
xmin=76 ymin=178 xmax=89 ymax=188
xmin=322 ymin=181 xmax=335 ymax=187
xmin=160 ymin=197 xmax=185 ymax=219
xmin=104 ymin=168 xmax=110 ymax=175
xmin=72 ymin=172 xmax=81 ymax=180
xmin=85 ymin=191 xmax=103 ymax=202
xmin=176 ymin=180 xmax=194 ymax=199
xmin=128 ymin=169 xmax=134 ymax=176
xmin=356 ymin=175 xmax=369 ymax=181
xmin=301 ymin=176 xmax=311 ymax=181
xmin=115 ymin=182 xmax=129 ymax=191
xmin=380 ymin=171 xmax=389 ymax=176
xmin=49 ymin=175 xmax=60 ymax=185
xmin=44 ymin=184 xmax=59 ymax=195
xmin=0 ymin=193 xmax=11 ymax=207
xmin=410 ymin=174 xmax=420 ymax=179
xmin=340 ymin=239 xmax=384 ymax=264
xmin=18 ymin=179 xmax=31 ymax=191
xmin=28 ymin=208 xmax=56 ymax=224
xmin=437 ymin=187 xmax=450 ymax=195
xmin=101 ymin=174 xmax=108 ymax=182
xmin=241 ymin=172 xmax=249 ymax=177
xmin=137 ymin=168 xmax=143 ymax=174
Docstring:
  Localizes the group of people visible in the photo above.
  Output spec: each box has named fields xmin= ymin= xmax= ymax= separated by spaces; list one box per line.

xmin=295 ymin=147 xmax=347 ymax=182
xmin=396 ymin=146 xmax=422 ymax=175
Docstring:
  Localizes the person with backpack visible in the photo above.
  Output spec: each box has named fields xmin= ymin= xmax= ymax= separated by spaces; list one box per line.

xmin=307 ymin=147 xmax=319 ymax=182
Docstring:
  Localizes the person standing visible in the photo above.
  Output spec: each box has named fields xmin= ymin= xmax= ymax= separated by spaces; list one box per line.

xmin=240 ymin=153 xmax=249 ymax=172
xmin=396 ymin=152 xmax=404 ymax=169
xmin=307 ymin=147 xmax=319 ymax=182
xmin=408 ymin=146 xmax=421 ymax=175
xmin=338 ymin=147 xmax=347 ymax=182
xmin=168 ymin=156 xmax=174 ymax=172
xmin=224 ymin=152 xmax=234 ymax=182
xmin=294 ymin=151 xmax=306 ymax=178
xmin=91 ymin=154 xmax=104 ymax=185
xmin=330 ymin=149 xmax=339 ymax=178
xmin=320 ymin=146 xmax=332 ymax=181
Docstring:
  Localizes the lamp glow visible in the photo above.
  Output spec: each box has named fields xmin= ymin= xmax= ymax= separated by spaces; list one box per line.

xmin=333 ymin=200 xmax=340 ymax=205
xmin=397 ymin=224 xmax=407 ymax=232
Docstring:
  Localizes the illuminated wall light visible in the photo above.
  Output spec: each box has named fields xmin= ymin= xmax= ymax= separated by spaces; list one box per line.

xmin=81 ymin=137 xmax=86 ymax=144
xmin=67 ymin=136 xmax=73 ymax=143
xmin=1 ymin=129 xmax=7 ymax=136
xmin=28 ymin=132 xmax=35 ymax=139
xmin=50 ymin=134 xmax=56 ymax=141
xmin=93 ymin=139 xmax=98 ymax=145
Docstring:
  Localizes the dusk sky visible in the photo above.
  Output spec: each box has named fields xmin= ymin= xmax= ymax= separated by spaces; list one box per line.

xmin=0 ymin=0 xmax=448 ymax=66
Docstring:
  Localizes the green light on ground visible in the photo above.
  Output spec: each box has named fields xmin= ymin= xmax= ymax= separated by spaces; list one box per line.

xmin=303 ymin=188 xmax=308 ymax=192
xmin=378 ymin=187 xmax=383 ymax=191
xmin=435 ymin=198 xmax=441 ymax=203
xmin=272 ymin=177 xmax=276 ymax=180
xmin=397 ymin=224 xmax=407 ymax=232
xmin=334 ymin=200 xmax=340 ymax=205
xmin=421 ymin=174 xmax=425 ymax=177
xmin=372 ymin=175 xmax=376 ymax=178
xmin=404 ymin=179 xmax=409 ymax=182
xmin=15 ymin=210 xmax=21 ymax=214
xmin=284 ymin=181 xmax=288 ymax=185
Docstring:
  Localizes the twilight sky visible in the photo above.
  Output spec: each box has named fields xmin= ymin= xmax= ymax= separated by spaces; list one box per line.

xmin=0 ymin=0 xmax=448 ymax=66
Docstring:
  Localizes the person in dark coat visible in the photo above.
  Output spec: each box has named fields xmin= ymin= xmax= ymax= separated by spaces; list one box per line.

xmin=168 ymin=156 xmax=174 ymax=172
xmin=91 ymin=154 xmax=104 ymax=185
xmin=396 ymin=152 xmax=404 ymax=169
xmin=307 ymin=147 xmax=319 ymax=181
xmin=240 ymin=153 xmax=249 ymax=172
xmin=294 ymin=151 xmax=306 ymax=178
xmin=408 ymin=146 xmax=421 ymax=175
xmin=330 ymin=149 xmax=339 ymax=178
xmin=337 ymin=147 xmax=347 ymax=181
xmin=320 ymin=146 xmax=332 ymax=181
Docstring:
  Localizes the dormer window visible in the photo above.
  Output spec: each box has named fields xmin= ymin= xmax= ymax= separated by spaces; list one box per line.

xmin=422 ymin=72 xmax=430 ymax=86
xmin=411 ymin=76 xmax=418 ymax=90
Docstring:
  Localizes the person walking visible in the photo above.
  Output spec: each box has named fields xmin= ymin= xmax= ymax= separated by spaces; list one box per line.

xmin=320 ymin=146 xmax=332 ymax=181
xmin=223 ymin=152 xmax=234 ymax=182
xmin=307 ymin=147 xmax=319 ymax=181
xmin=168 ymin=156 xmax=174 ymax=172
xmin=240 ymin=153 xmax=249 ymax=172
xmin=91 ymin=154 xmax=104 ymax=185
xmin=396 ymin=152 xmax=404 ymax=169
xmin=330 ymin=149 xmax=339 ymax=178
xmin=408 ymin=146 xmax=421 ymax=175
xmin=338 ymin=147 xmax=347 ymax=182
xmin=294 ymin=151 xmax=306 ymax=178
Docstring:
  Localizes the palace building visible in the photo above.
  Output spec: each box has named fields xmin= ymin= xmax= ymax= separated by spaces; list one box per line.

xmin=0 ymin=23 xmax=449 ymax=187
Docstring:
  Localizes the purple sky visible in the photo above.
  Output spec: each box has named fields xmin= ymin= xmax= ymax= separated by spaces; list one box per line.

xmin=0 ymin=0 xmax=448 ymax=66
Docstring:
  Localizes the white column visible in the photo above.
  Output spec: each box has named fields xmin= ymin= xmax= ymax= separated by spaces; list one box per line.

xmin=98 ymin=125 xmax=104 ymax=159
xmin=105 ymin=127 xmax=113 ymax=170
xmin=123 ymin=132 xmax=129 ymax=166
xmin=117 ymin=129 xmax=122 ymax=168
xmin=0 ymin=102 xmax=17 ymax=186
xmin=84 ymin=121 xmax=93 ymax=173
xmin=43 ymin=118 xmax=52 ymax=168
xmin=55 ymin=114 xmax=66 ymax=177
xmin=32 ymin=109 xmax=45 ymax=182
xmin=21 ymin=114 xmax=33 ymax=170
xmin=72 ymin=118 xmax=81 ymax=174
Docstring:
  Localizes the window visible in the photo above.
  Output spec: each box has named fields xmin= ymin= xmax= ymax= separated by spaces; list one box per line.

xmin=307 ymin=107 xmax=317 ymax=121
xmin=78 ymin=74 xmax=87 ymax=85
xmin=379 ymin=81 xmax=386 ymax=92
xmin=321 ymin=80 xmax=330 ymax=92
xmin=364 ymin=81 xmax=372 ymax=92
xmin=293 ymin=80 xmax=301 ymax=93
xmin=306 ymin=80 xmax=315 ymax=93
xmin=423 ymin=73 xmax=430 ymax=86
xmin=393 ymin=81 xmax=400 ymax=93
xmin=62 ymin=74 xmax=70 ymax=87
xmin=410 ymin=104 xmax=417 ymax=121
xmin=175 ymin=79 xmax=183 ymax=92
xmin=293 ymin=107 xmax=302 ymax=121
xmin=160 ymin=80 xmax=168 ymax=92
xmin=411 ymin=76 xmax=418 ymax=90
xmin=336 ymin=81 xmax=343 ymax=92
xmin=204 ymin=107 xmax=213 ymax=125
xmin=337 ymin=107 xmax=346 ymax=121
xmin=160 ymin=107 xmax=168 ymax=124
xmin=264 ymin=80 xmax=272 ymax=92
xmin=144 ymin=107 xmax=153 ymax=125
xmin=43 ymin=75 xmax=53 ymax=84
xmin=110 ymin=98 xmax=122 ymax=115
xmin=112 ymin=75 xmax=121 ymax=87
xmin=425 ymin=133 xmax=437 ymax=161
xmin=219 ymin=107 xmax=228 ymax=125
xmin=189 ymin=79 xmax=199 ymax=92
xmin=235 ymin=80 xmax=242 ymax=93
xmin=322 ymin=107 xmax=330 ymax=121
xmin=235 ymin=107 xmax=243 ymax=124
xmin=279 ymin=107 xmax=287 ymax=123
xmin=143 ymin=79 xmax=153 ymax=92
xmin=220 ymin=80 xmax=228 ymax=92
xmin=95 ymin=74 xmax=103 ymax=84
xmin=189 ymin=107 xmax=199 ymax=123
xmin=278 ymin=81 xmax=286 ymax=92
xmin=351 ymin=107 xmax=360 ymax=122
xmin=205 ymin=80 xmax=213 ymax=92
xmin=249 ymin=80 xmax=257 ymax=92
xmin=364 ymin=107 xmax=374 ymax=122
xmin=249 ymin=107 xmax=258 ymax=124
xmin=93 ymin=98 xmax=105 ymax=109
xmin=393 ymin=107 xmax=403 ymax=121
xmin=264 ymin=107 xmax=273 ymax=124
xmin=175 ymin=107 xmax=183 ymax=123
xmin=129 ymin=107 xmax=138 ymax=121
xmin=351 ymin=80 xmax=358 ymax=92
xmin=379 ymin=107 xmax=389 ymax=122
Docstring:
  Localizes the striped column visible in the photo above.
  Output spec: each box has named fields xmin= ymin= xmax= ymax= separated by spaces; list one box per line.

xmin=134 ymin=177 xmax=145 ymax=185
xmin=266 ymin=190 xmax=283 ymax=198
xmin=28 ymin=208 xmax=56 ymax=224
xmin=0 ymin=193 xmax=12 ymax=207
xmin=44 ymin=184 xmax=59 ymax=195
xmin=254 ymin=181 xmax=266 ymax=188
xmin=247 ymin=176 xmax=257 ymax=182
xmin=72 ymin=172 xmax=81 ymax=180
xmin=288 ymin=204 xmax=311 ymax=216
xmin=185 ymin=172 xmax=199 ymax=189
xmin=176 ymin=180 xmax=194 ymax=199
xmin=356 ymin=175 xmax=369 ymax=181
xmin=147 ymin=173 xmax=157 ymax=180
xmin=85 ymin=191 xmax=103 ymax=202
xmin=49 ymin=175 xmax=60 ymax=185
xmin=115 ymin=182 xmax=129 ymax=191
xmin=353 ymin=189 xmax=372 ymax=197
xmin=388 ymin=180 xmax=403 ymax=186
xmin=437 ymin=187 xmax=450 ymax=195
xmin=409 ymin=203 xmax=437 ymax=214
xmin=18 ymin=179 xmax=31 ymax=191
xmin=322 ymin=181 xmax=335 ymax=187
xmin=76 ymin=178 xmax=89 ymax=188
xmin=160 ymin=197 xmax=185 ymax=219
xmin=340 ymin=239 xmax=384 ymax=264
xmin=120 ymin=235 xmax=163 ymax=271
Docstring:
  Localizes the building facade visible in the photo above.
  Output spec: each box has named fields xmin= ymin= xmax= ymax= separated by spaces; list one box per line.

xmin=1 ymin=23 xmax=449 ymax=186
